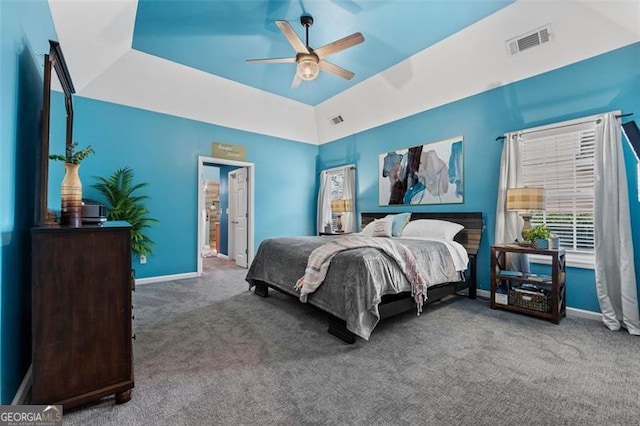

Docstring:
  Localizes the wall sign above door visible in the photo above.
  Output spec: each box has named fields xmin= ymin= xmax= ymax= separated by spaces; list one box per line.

xmin=211 ymin=142 xmax=246 ymax=161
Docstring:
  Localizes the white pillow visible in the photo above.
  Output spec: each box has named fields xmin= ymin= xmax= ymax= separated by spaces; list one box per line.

xmin=371 ymin=219 xmax=393 ymax=237
xmin=400 ymin=219 xmax=464 ymax=240
xmin=360 ymin=221 xmax=375 ymax=236
xmin=361 ymin=219 xmax=393 ymax=237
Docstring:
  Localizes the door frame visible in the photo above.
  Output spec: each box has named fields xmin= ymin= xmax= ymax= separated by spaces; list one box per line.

xmin=197 ymin=155 xmax=254 ymax=276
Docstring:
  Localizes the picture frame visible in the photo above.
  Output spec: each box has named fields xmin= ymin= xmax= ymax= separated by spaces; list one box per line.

xmin=378 ymin=136 xmax=464 ymax=206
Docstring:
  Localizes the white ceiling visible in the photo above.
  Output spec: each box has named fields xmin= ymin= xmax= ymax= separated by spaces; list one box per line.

xmin=49 ymin=0 xmax=640 ymax=145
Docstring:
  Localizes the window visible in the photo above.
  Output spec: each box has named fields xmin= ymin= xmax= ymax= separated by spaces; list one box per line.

xmin=318 ymin=165 xmax=355 ymax=233
xmin=518 ymin=120 xmax=597 ymax=267
xmin=328 ymin=171 xmax=345 ymax=229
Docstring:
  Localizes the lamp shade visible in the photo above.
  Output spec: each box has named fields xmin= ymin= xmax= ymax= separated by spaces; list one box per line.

xmin=331 ymin=199 xmax=352 ymax=213
xmin=506 ymin=187 xmax=545 ymax=211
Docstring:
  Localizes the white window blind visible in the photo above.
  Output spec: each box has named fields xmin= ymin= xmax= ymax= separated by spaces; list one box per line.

xmin=329 ymin=171 xmax=345 ymax=229
xmin=519 ymin=122 xmax=596 ymax=258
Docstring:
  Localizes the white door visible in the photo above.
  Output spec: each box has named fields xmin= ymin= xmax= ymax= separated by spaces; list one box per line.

xmin=230 ymin=168 xmax=248 ymax=268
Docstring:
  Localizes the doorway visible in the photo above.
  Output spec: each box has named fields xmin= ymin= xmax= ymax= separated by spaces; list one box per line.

xmin=201 ymin=165 xmax=221 ymax=258
xmin=197 ymin=155 xmax=254 ymax=276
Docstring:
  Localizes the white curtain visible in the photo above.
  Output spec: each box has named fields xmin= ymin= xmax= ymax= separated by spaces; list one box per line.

xmin=342 ymin=167 xmax=356 ymax=233
xmin=317 ymin=170 xmax=332 ymax=234
xmin=495 ymin=133 xmax=530 ymax=272
xmin=594 ymin=113 xmax=640 ymax=335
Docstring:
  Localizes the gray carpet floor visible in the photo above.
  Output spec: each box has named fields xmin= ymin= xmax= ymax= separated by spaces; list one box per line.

xmin=63 ymin=257 xmax=640 ymax=425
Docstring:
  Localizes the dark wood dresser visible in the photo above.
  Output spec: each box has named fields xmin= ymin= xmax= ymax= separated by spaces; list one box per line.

xmin=31 ymin=221 xmax=134 ymax=410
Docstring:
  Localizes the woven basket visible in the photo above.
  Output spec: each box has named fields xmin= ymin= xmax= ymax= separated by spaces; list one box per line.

xmin=509 ymin=288 xmax=551 ymax=313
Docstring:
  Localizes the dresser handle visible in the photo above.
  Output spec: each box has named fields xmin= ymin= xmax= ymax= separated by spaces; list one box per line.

xmin=132 ymin=334 xmax=136 ymax=341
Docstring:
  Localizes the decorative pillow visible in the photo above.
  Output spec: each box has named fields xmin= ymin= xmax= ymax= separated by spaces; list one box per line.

xmin=360 ymin=220 xmax=375 ymax=236
xmin=401 ymin=219 xmax=464 ymax=240
xmin=370 ymin=219 xmax=393 ymax=237
xmin=385 ymin=213 xmax=412 ymax=237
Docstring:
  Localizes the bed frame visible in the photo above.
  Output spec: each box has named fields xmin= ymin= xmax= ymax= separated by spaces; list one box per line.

xmin=253 ymin=211 xmax=484 ymax=343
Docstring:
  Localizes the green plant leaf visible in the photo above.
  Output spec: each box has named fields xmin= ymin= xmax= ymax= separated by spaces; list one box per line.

xmin=50 ymin=142 xmax=95 ymax=164
xmin=91 ymin=167 xmax=158 ymax=257
xmin=523 ymin=225 xmax=550 ymax=242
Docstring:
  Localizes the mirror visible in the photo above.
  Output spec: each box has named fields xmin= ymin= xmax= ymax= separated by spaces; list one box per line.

xmin=36 ymin=40 xmax=75 ymax=226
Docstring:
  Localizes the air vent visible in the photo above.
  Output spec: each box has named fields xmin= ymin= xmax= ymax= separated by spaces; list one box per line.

xmin=329 ymin=114 xmax=344 ymax=126
xmin=507 ymin=25 xmax=552 ymax=55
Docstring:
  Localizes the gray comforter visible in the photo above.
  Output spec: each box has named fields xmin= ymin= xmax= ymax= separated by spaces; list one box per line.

xmin=245 ymin=235 xmax=463 ymax=340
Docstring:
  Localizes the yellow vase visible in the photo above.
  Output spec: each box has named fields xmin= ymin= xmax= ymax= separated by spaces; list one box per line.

xmin=60 ymin=163 xmax=82 ymax=227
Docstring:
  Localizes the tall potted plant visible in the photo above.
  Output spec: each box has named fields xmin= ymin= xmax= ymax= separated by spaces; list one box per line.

xmin=49 ymin=142 xmax=95 ymax=227
xmin=91 ymin=167 xmax=158 ymax=258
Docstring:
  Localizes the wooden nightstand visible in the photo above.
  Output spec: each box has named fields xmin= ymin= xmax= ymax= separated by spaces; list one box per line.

xmin=490 ymin=244 xmax=566 ymax=324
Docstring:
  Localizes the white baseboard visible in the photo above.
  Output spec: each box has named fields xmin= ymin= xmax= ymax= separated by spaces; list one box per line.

xmin=135 ymin=272 xmax=199 ymax=286
xmin=216 ymin=254 xmax=229 ymax=259
xmin=11 ymin=364 xmax=32 ymax=405
xmin=476 ymin=289 xmax=491 ymax=299
xmin=565 ymin=306 xmax=602 ymax=321
xmin=475 ymin=289 xmax=601 ymax=321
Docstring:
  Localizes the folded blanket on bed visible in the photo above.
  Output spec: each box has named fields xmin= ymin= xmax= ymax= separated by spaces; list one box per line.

xmin=295 ymin=236 xmax=429 ymax=313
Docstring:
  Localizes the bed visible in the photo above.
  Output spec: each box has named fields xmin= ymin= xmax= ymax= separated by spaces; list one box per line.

xmin=245 ymin=212 xmax=483 ymax=343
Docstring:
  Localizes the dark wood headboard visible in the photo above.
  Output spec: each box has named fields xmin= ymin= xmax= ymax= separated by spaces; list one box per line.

xmin=361 ymin=212 xmax=484 ymax=256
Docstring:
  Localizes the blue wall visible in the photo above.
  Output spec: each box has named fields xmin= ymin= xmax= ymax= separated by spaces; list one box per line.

xmin=319 ymin=42 xmax=640 ymax=313
xmin=202 ymin=164 xmax=220 ymax=181
xmin=76 ymin=97 xmax=318 ymax=278
xmin=0 ymin=0 xmax=57 ymax=404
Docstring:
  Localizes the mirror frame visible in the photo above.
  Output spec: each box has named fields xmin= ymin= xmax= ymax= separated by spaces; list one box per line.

xmin=36 ymin=40 xmax=75 ymax=226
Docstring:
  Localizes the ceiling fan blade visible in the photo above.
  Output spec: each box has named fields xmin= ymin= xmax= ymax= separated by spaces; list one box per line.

xmin=319 ymin=60 xmax=355 ymax=80
xmin=276 ymin=20 xmax=309 ymax=54
xmin=314 ymin=32 xmax=364 ymax=60
xmin=291 ymin=72 xmax=302 ymax=89
xmin=246 ymin=57 xmax=296 ymax=64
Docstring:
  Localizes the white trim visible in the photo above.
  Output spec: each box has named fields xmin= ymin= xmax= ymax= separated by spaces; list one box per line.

xmin=216 ymin=253 xmax=229 ymax=260
xmin=566 ymin=306 xmax=602 ymax=321
xmin=197 ymin=156 xmax=255 ymax=276
xmin=506 ymin=110 xmax=621 ymax=138
xmin=477 ymin=289 xmax=491 ymax=299
xmin=322 ymin=163 xmax=356 ymax=174
xmin=529 ymin=253 xmax=595 ymax=270
xmin=135 ymin=272 xmax=199 ymax=285
xmin=476 ymin=289 xmax=601 ymax=321
xmin=11 ymin=364 xmax=32 ymax=405
xmin=507 ymin=112 xmax=606 ymax=138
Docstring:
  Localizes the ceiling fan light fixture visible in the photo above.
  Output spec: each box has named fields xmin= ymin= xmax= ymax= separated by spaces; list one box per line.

xmin=297 ymin=57 xmax=319 ymax=81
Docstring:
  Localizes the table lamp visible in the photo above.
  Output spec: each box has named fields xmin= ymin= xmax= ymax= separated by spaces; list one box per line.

xmin=331 ymin=199 xmax=352 ymax=232
xmin=506 ymin=187 xmax=545 ymax=241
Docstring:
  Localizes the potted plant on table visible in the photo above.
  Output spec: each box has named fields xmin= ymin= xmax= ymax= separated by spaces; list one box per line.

xmin=523 ymin=225 xmax=551 ymax=249
xmin=49 ymin=142 xmax=95 ymax=227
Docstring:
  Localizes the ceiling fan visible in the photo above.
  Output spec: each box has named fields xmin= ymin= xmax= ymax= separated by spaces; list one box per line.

xmin=246 ymin=14 xmax=365 ymax=88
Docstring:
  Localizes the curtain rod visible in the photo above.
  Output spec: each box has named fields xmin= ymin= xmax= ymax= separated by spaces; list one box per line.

xmin=495 ymin=112 xmax=634 ymax=141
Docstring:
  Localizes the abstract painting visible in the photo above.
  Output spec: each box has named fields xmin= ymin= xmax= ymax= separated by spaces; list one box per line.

xmin=378 ymin=136 xmax=464 ymax=206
